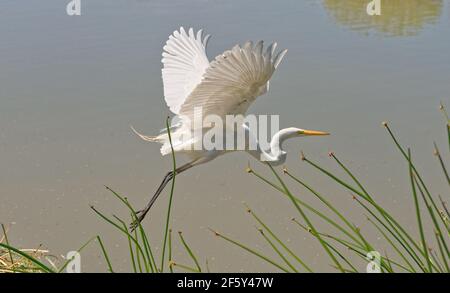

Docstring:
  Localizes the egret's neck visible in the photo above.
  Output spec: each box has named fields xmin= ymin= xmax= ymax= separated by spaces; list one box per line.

xmin=269 ymin=131 xmax=283 ymax=157
xmin=244 ymin=125 xmax=294 ymax=165
xmin=268 ymin=128 xmax=300 ymax=162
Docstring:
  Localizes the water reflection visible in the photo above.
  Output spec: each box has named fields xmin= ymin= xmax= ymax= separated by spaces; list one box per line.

xmin=323 ymin=0 xmax=443 ymax=37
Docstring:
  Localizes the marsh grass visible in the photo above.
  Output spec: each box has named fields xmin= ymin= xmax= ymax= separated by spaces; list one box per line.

xmin=0 ymin=115 xmax=191 ymax=274
xmin=3 ymin=105 xmax=450 ymax=273
xmin=0 ymin=224 xmax=55 ymax=273
xmin=90 ymin=117 xmax=203 ymax=273
xmin=210 ymin=105 xmax=450 ymax=272
xmin=0 ymin=224 xmax=104 ymax=273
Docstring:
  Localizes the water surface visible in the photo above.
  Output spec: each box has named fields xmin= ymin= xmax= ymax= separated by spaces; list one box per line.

xmin=1 ymin=0 xmax=450 ymax=272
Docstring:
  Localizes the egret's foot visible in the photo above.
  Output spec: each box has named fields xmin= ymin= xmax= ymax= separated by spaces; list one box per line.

xmin=129 ymin=209 xmax=148 ymax=231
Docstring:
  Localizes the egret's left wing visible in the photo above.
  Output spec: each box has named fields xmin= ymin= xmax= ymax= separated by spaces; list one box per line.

xmin=162 ymin=27 xmax=211 ymax=114
xmin=178 ymin=41 xmax=287 ymax=125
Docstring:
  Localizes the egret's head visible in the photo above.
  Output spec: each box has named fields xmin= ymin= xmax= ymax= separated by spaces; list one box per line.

xmin=296 ymin=128 xmax=330 ymax=137
xmin=269 ymin=127 xmax=329 ymax=156
xmin=279 ymin=127 xmax=330 ymax=140
xmin=265 ymin=127 xmax=329 ymax=165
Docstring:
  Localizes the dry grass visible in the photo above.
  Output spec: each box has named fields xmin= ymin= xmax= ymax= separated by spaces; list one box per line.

xmin=0 ymin=224 xmax=57 ymax=273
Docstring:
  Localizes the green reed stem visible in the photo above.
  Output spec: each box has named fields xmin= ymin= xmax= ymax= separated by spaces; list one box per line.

xmin=205 ymin=258 xmax=210 ymax=273
xmin=430 ymin=249 xmax=444 ymax=273
xmin=325 ymin=244 xmax=358 ymax=273
xmin=439 ymin=195 xmax=450 ymax=220
xmin=408 ymin=149 xmax=432 ymax=272
xmin=267 ymin=164 xmax=345 ymax=272
xmin=209 ymin=228 xmax=290 ymax=273
xmin=104 ymin=187 xmax=156 ymax=272
xmin=283 ymin=169 xmax=368 ymax=249
xmin=178 ymin=231 xmax=201 ymax=272
xmin=249 ymin=168 xmax=363 ymax=250
xmin=302 ymin=154 xmax=427 ymax=269
xmin=138 ymin=225 xmax=156 ymax=272
xmin=171 ymin=262 xmax=200 ymax=273
xmin=292 ymin=220 xmax=358 ymax=272
xmin=256 ymin=228 xmax=298 ymax=272
xmin=384 ymin=123 xmax=450 ymax=235
xmin=439 ymin=102 xmax=450 ymax=153
xmin=134 ymin=226 xmax=143 ymax=273
xmin=435 ymin=230 xmax=450 ymax=272
xmin=160 ymin=116 xmax=177 ymax=272
xmin=447 ymin=125 xmax=450 ymax=155
xmin=122 ymin=218 xmax=137 ymax=272
xmin=434 ymin=143 xmax=450 ymax=185
xmin=90 ymin=206 xmax=150 ymax=271
xmin=352 ymin=196 xmax=426 ymax=271
xmin=0 ymin=242 xmax=55 ymax=273
xmin=1 ymin=224 xmax=14 ymax=265
xmin=96 ymin=236 xmax=114 ymax=273
xmin=440 ymin=102 xmax=450 ymax=122
xmin=366 ymin=217 xmax=415 ymax=272
xmin=329 ymin=153 xmax=372 ymax=201
xmin=57 ymin=236 xmax=97 ymax=273
xmin=413 ymin=176 xmax=450 ymax=267
xmin=244 ymin=204 xmax=312 ymax=272
xmin=304 ymin=225 xmax=402 ymax=273
xmin=168 ymin=229 xmax=173 ymax=273
xmin=384 ymin=251 xmax=394 ymax=272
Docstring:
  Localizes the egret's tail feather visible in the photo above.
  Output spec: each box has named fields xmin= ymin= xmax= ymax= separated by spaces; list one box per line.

xmin=130 ymin=125 xmax=158 ymax=142
xmin=159 ymin=121 xmax=182 ymax=133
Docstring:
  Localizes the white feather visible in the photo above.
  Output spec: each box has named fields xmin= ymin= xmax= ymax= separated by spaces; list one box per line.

xmin=178 ymin=40 xmax=287 ymax=125
xmin=161 ymin=27 xmax=210 ymax=114
xmin=139 ymin=29 xmax=288 ymax=156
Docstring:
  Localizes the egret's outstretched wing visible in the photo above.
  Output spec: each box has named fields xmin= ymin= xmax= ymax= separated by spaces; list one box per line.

xmin=162 ymin=27 xmax=211 ymax=114
xmin=178 ymin=41 xmax=287 ymax=124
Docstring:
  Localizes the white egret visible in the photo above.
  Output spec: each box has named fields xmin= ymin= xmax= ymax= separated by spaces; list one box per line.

xmin=131 ymin=27 xmax=328 ymax=229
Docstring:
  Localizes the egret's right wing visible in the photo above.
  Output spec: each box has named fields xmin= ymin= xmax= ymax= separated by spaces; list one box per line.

xmin=178 ymin=41 xmax=287 ymax=125
xmin=162 ymin=27 xmax=211 ymax=114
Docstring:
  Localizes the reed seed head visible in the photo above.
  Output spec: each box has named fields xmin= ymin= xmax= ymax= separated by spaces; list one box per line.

xmin=382 ymin=121 xmax=388 ymax=127
xmin=300 ymin=151 xmax=306 ymax=161
xmin=243 ymin=202 xmax=251 ymax=213
xmin=245 ymin=161 xmax=253 ymax=173
xmin=207 ymin=227 xmax=220 ymax=236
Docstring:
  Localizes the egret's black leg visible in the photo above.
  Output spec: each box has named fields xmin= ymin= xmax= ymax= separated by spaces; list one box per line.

xmin=130 ymin=161 xmax=196 ymax=231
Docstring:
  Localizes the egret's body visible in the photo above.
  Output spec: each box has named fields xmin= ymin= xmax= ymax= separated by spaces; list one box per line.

xmin=131 ymin=27 xmax=328 ymax=228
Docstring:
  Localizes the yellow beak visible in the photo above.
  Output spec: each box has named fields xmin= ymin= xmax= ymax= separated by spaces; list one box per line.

xmin=300 ymin=129 xmax=330 ymax=136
